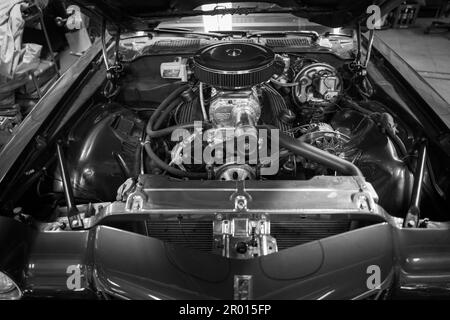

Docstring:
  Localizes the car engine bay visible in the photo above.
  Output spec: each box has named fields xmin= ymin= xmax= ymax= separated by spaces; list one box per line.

xmin=6 ymin=35 xmax=449 ymax=260
xmin=63 ymin=42 xmax=412 ymax=201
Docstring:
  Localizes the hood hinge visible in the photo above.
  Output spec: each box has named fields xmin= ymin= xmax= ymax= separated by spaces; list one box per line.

xmin=101 ymin=19 xmax=123 ymax=98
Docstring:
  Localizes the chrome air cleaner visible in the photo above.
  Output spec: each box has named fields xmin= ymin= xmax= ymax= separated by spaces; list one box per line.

xmin=193 ymin=43 xmax=276 ymax=89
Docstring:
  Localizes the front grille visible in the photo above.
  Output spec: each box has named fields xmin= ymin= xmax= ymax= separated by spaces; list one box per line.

xmin=145 ymin=219 xmax=350 ymax=252
xmin=271 ymin=220 xmax=350 ymax=249
xmin=146 ymin=220 xmax=213 ymax=252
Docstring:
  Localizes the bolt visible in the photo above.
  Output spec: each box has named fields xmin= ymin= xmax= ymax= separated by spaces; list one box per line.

xmin=407 ymin=220 xmax=416 ymax=228
xmin=83 ymin=168 xmax=94 ymax=177
xmin=237 ymin=200 xmax=246 ymax=210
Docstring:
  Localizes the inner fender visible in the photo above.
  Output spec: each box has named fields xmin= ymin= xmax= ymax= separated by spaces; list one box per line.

xmin=56 ymin=103 xmax=145 ymax=202
xmin=331 ymin=110 xmax=413 ymax=216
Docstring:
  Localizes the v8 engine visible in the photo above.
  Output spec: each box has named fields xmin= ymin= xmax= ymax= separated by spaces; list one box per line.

xmin=159 ymin=42 xmax=396 ymax=185
xmin=44 ymin=41 xmax=413 ymax=259
xmin=60 ymin=41 xmax=412 ymax=211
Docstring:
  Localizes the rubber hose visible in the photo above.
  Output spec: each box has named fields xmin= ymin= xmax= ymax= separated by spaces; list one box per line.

xmin=153 ymin=98 xmax=183 ymax=130
xmin=146 ymin=84 xmax=190 ymax=135
xmin=143 ymin=84 xmax=209 ymax=178
xmin=147 ymin=122 xmax=211 ymax=138
xmin=144 ymin=141 xmax=208 ymax=179
xmin=260 ymin=125 xmax=363 ymax=176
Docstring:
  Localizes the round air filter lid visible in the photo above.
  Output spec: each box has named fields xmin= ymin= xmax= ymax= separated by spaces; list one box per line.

xmin=194 ymin=43 xmax=274 ymax=72
xmin=193 ymin=43 xmax=275 ymax=89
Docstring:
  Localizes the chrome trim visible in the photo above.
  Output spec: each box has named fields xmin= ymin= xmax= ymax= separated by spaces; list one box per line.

xmin=0 ymin=271 xmax=23 ymax=300
xmin=199 ymin=82 xmax=208 ymax=120
xmin=194 ymin=59 xmax=275 ymax=75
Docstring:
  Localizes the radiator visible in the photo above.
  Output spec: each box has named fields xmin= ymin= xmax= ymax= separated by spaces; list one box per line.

xmin=145 ymin=219 xmax=350 ymax=252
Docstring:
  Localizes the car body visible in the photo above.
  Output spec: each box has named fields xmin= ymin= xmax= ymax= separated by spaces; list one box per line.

xmin=0 ymin=0 xmax=449 ymax=300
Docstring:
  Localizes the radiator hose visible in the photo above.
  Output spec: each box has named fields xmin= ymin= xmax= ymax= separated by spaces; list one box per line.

xmin=146 ymin=84 xmax=190 ymax=135
xmin=144 ymin=84 xmax=362 ymax=178
xmin=260 ymin=125 xmax=363 ymax=177
xmin=144 ymin=84 xmax=208 ymax=178
xmin=144 ymin=138 xmax=208 ymax=179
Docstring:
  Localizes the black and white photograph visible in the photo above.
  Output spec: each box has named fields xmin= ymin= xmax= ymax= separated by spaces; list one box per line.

xmin=1 ymin=0 xmax=450 ymax=306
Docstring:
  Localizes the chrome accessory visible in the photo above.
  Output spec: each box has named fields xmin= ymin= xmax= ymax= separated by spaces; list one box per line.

xmin=193 ymin=42 xmax=275 ymax=89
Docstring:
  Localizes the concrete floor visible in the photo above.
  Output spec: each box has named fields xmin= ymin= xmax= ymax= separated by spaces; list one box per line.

xmin=376 ymin=18 xmax=450 ymax=106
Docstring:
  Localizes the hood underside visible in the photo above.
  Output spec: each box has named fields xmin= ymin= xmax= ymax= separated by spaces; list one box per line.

xmin=71 ymin=0 xmax=401 ymax=29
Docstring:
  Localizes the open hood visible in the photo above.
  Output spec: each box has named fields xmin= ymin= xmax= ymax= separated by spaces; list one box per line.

xmin=71 ymin=0 xmax=402 ymax=29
